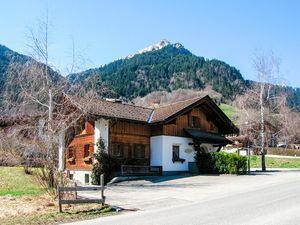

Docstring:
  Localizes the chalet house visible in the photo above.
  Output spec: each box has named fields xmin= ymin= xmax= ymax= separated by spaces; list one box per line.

xmin=63 ymin=95 xmax=238 ymax=184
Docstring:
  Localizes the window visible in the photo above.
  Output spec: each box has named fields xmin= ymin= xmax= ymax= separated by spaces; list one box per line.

xmin=191 ymin=116 xmax=201 ymax=128
xmin=172 ymin=145 xmax=185 ymax=163
xmin=85 ymin=174 xmax=90 ymax=184
xmin=68 ymin=147 xmax=75 ymax=159
xmin=172 ymin=145 xmax=180 ymax=161
xmin=113 ymin=143 xmax=124 ymax=157
xmin=84 ymin=144 xmax=90 ymax=158
xmin=127 ymin=144 xmax=132 ymax=159
xmin=135 ymin=144 xmax=146 ymax=159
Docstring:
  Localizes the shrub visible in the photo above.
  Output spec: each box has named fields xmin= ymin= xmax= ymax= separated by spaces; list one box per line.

xmin=91 ymin=138 xmax=117 ymax=185
xmin=195 ymin=152 xmax=247 ymax=175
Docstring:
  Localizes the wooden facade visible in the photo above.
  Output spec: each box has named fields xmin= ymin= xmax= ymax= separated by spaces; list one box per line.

xmin=66 ymin=121 xmax=95 ymax=171
xmin=109 ymin=121 xmax=151 ymax=165
xmin=152 ymin=107 xmax=218 ymax=137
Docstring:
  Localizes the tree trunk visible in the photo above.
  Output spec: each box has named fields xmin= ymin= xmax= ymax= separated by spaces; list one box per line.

xmin=260 ymin=83 xmax=266 ymax=172
xmin=48 ymin=88 xmax=54 ymax=188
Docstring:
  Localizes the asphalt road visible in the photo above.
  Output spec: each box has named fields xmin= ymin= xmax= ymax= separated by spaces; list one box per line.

xmin=65 ymin=171 xmax=300 ymax=225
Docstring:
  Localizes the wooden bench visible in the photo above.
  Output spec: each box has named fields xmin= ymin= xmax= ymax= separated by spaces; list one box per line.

xmin=57 ymin=174 xmax=105 ymax=212
xmin=121 ymin=165 xmax=162 ymax=176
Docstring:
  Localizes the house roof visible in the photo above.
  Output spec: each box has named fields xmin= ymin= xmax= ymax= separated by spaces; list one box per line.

xmin=70 ymin=94 xmax=238 ymax=134
xmin=150 ymin=97 xmax=201 ymax=123
xmin=73 ymin=97 xmax=153 ymax=123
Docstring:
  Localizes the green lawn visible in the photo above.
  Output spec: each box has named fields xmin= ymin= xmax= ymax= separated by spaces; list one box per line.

xmin=250 ymin=156 xmax=300 ymax=168
xmin=220 ymin=103 xmax=237 ymax=123
xmin=0 ymin=166 xmax=45 ymax=196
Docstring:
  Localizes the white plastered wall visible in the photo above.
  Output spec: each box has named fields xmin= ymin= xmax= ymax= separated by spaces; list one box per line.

xmin=150 ymin=135 xmax=217 ymax=172
xmin=94 ymin=118 xmax=109 ymax=152
xmin=69 ymin=170 xmax=92 ymax=185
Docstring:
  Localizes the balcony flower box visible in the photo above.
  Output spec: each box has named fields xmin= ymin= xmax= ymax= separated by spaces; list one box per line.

xmin=67 ymin=157 xmax=75 ymax=163
xmin=83 ymin=156 xmax=92 ymax=163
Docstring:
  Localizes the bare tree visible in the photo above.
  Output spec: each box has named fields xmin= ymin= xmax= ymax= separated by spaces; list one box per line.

xmin=3 ymin=10 xmax=94 ymax=190
xmin=254 ymin=53 xmax=282 ymax=171
xmin=234 ymin=53 xmax=282 ymax=171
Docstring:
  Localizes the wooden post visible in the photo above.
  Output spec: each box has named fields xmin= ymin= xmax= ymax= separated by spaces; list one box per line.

xmin=75 ymin=182 xmax=78 ymax=200
xmin=100 ymin=174 xmax=104 ymax=206
xmin=58 ymin=187 xmax=62 ymax=213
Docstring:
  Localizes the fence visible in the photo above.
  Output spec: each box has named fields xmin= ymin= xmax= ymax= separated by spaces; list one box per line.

xmin=57 ymin=174 xmax=105 ymax=212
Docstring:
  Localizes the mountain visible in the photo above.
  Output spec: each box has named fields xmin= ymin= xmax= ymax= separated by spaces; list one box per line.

xmin=0 ymin=44 xmax=63 ymax=109
xmin=69 ymin=40 xmax=246 ymax=100
xmin=1 ymin=41 xmax=299 ymax=111
xmin=68 ymin=40 xmax=300 ymax=108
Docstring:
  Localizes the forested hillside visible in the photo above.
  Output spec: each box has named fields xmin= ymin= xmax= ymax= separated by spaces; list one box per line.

xmin=68 ymin=41 xmax=300 ymax=109
xmin=1 ymin=41 xmax=300 ymax=110
xmin=68 ymin=42 xmax=246 ymax=100
xmin=0 ymin=44 xmax=63 ymax=109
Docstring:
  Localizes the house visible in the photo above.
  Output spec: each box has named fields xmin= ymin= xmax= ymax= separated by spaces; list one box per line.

xmin=63 ymin=95 xmax=238 ymax=184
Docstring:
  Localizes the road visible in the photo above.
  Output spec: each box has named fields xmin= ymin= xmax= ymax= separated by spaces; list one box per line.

xmin=65 ymin=171 xmax=300 ymax=225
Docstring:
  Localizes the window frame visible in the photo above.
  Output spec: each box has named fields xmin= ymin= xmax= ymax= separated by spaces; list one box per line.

xmin=134 ymin=144 xmax=146 ymax=159
xmin=84 ymin=174 xmax=90 ymax=184
xmin=113 ymin=143 xmax=124 ymax=158
xmin=84 ymin=144 xmax=90 ymax=158
xmin=172 ymin=145 xmax=180 ymax=161
xmin=172 ymin=144 xmax=185 ymax=163
xmin=68 ymin=146 xmax=75 ymax=159
xmin=191 ymin=116 xmax=201 ymax=128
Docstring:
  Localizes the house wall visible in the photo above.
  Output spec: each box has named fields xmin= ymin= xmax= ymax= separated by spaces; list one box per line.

xmin=150 ymin=135 xmax=217 ymax=173
xmin=68 ymin=170 xmax=92 ymax=185
xmin=66 ymin=133 xmax=94 ymax=171
xmin=109 ymin=121 xmax=151 ymax=165
xmin=94 ymin=118 xmax=109 ymax=151
xmin=66 ymin=121 xmax=95 ymax=171
xmin=150 ymin=136 xmax=163 ymax=166
xmin=158 ymin=107 xmax=218 ymax=137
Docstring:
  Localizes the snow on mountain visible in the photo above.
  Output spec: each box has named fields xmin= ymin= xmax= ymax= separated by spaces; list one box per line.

xmin=125 ymin=39 xmax=182 ymax=59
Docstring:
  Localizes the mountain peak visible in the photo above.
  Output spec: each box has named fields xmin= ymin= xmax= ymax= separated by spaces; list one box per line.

xmin=137 ymin=39 xmax=171 ymax=54
xmin=125 ymin=39 xmax=184 ymax=59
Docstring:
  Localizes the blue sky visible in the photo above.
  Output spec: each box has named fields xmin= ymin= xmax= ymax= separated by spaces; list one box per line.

xmin=0 ymin=0 xmax=299 ymax=87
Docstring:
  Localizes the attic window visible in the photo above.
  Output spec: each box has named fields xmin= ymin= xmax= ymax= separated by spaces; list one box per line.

xmin=191 ymin=116 xmax=201 ymax=128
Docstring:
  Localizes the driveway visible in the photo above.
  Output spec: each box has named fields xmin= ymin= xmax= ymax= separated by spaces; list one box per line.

xmin=67 ymin=171 xmax=300 ymax=225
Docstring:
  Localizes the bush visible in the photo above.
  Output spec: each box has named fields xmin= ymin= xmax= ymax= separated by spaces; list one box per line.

xmin=91 ymin=138 xmax=117 ymax=185
xmin=195 ymin=152 xmax=247 ymax=175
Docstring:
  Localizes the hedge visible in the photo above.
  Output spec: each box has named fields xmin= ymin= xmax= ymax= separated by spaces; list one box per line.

xmin=195 ymin=152 xmax=247 ymax=175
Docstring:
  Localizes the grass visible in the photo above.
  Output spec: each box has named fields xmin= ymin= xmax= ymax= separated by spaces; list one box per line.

xmin=0 ymin=166 xmax=118 ymax=224
xmin=220 ymin=103 xmax=237 ymax=123
xmin=250 ymin=156 xmax=300 ymax=168
xmin=3 ymin=205 xmax=117 ymax=225
xmin=0 ymin=166 xmax=45 ymax=196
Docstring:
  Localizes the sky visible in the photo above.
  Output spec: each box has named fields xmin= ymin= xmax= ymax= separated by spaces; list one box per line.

xmin=0 ymin=0 xmax=299 ymax=87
